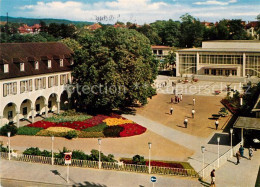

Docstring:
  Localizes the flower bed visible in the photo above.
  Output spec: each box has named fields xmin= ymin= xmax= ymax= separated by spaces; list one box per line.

xmin=221 ymin=99 xmax=237 ymax=114
xmin=24 ymin=112 xmax=146 ymax=139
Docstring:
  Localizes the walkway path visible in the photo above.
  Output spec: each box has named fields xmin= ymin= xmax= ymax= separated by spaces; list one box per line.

xmin=0 ymin=160 xmax=200 ymax=187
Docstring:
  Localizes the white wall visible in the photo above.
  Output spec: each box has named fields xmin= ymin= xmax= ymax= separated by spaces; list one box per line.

xmin=202 ymin=41 xmax=260 ymax=49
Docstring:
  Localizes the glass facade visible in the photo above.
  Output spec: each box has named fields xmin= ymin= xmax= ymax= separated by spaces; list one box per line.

xmin=179 ymin=54 xmax=196 ymax=74
xmin=199 ymin=54 xmax=243 ymax=64
xmin=245 ymin=54 xmax=260 ymax=77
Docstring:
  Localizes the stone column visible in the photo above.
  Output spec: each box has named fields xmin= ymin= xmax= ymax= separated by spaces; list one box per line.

xmin=45 ymin=104 xmax=48 ymax=118
xmin=175 ymin=52 xmax=180 ymax=76
xmin=16 ymin=111 xmax=20 ymax=128
xmin=196 ymin=52 xmax=199 ymax=74
xmin=57 ymin=101 xmax=60 ymax=114
xmin=31 ymin=107 xmax=35 ymax=123
xmin=242 ymin=53 xmax=246 ymax=77
xmin=241 ymin=128 xmax=244 ymax=146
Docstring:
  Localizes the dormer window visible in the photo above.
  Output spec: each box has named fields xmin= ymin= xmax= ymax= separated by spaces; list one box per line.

xmin=35 ymin=61 xmax=39 ymax=70
xmin=4 ymin=64 xmax=9 ymax=73
xmin=20 ymin=63 xmax=25 ymax=71
xmin=60 ymin=59 xmax=64 ymax=67
xmin=48 ymin=60 xmax=52 ymax=68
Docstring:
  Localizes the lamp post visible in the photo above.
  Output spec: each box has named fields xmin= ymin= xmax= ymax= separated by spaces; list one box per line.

xmin=230 ymin=128 xmax=233 ymax=157
xmin=7 ymin=132 xmax=11 ymax=160
xmin=51 ymin=136 xmax=54 ymax=165
xmin=217 ymin=137 xmax=220 ymax=168
xmin=98 ymin=138 xmax=101 ymax=169
xmin=201 ymin=146 xmax=206 ymax=179
xmin=148 ymin=142 xmax=152 ymax=174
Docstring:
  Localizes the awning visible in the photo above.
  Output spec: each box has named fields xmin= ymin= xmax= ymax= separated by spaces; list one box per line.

xmin=233 ymin=117 xmax=260 ymax=130
xmin=202 ymin=65 xmax=238 ymax=70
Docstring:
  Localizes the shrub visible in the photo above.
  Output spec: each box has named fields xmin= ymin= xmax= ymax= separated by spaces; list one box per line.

xmin=78 ymin=131 xmax=105 ymax=138
xmin=23 ymin=147 xmax=42 ymax=156
xmin=65 ymin=130 xmax=78 ymax=139
xmin=83 ymin=123 xmax=107 ymax=132
xmin=36 ymin=129 xmax=67 ymax=137
xmin=103 ymin=126 xmax=124 ymax=137
xmin=41 ymin=150 xmax=52 ymax=157
xmin=72 ymin=150 xmax=90 ymax=160
xmin=0 ymin=143 xmax=8 ymax=152
xmin=0 ymin=124 xmax=18 ymax=136
xmin=133 ymin=155 xmax=146 ymax=165
xmin=17 ymin=126 xmax=43 ymax=135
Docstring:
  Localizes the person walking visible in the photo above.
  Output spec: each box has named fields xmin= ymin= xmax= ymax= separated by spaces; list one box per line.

xmin=239 ymin=145 xmax=244 ymax=157
xmin=175 ymin=96 xmax=177 ymax=103
xmin=171 ymin=97 xmax=173 ymax=103
xmin=184 ymin=118 xmax=188 ymax=128
xmin=210 ymin=169 xmax=216 ymax=187
xmin=236 ymin=151 xmax=240 ymax=165
xmin=249 ymin=146 xmax=253 ymax=160
xmin=180 ymin=94 xmax=183 ymax=101
xmin=177 ymin=96 xmax=180 ymax=103
xmin=170 ymin=107 xmax=173 ymax=115
xmin=215 ymin=119 xmax=219 ymax=130
xmin=193 ymin=98 xmax=196 ymax=106
xmin=191 ymin=109 xmax=195 ymax=118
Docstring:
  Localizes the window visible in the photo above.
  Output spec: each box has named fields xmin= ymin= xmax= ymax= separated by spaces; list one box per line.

xmin=158 ymin=50 xmax=163 ymax=55
xmin=4 ymin=64 xmax=9 ymax=73
xmin=60 ymin=74 xmax=69 ymax=85
xmin=20 ymin=79 xmax=33 ymax=93
xmin=211 ymin=69 xmax=216 ymax=75
xmin=35 ymin=77 xmax=46 ymax=90
xmin=48 ymin=75 xmax=58 ymax=88
xmin=3 ymin=82 xmax=17 ymax=97
xmin=218 ymin=69 xmax=223 ymax=75
xmin=20 ymin=63 xmax=25 ymax=71
xmin=60 ymin=59 xmax=64 ymax=67
xmin=23 ymin=107 xmax=27 ymax=115
xmin=232 ymin=70 xmax=237 ymax=76
xmin=204 ymin=69 xmax=209 ymax=75
xmin=48 ymin=60 xmax=52 ymax=68
xmin=153 ymin=50 xmax=157 ymax=54
xmin=35 ymin=61 xmax=39 ymax=70
xmin=36 ymin=104 xmax=40 ymax=112
xmin=8 ymin=111 xmax=13 ymax=119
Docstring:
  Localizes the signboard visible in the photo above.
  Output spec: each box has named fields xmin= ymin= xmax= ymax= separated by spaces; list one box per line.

xmin=64 ymin=152 xmax=72 ymax=164
xmin=151 ymin=176 xmax=157 ymax=183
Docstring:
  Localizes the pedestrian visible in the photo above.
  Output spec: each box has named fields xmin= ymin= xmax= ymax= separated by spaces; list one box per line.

xmin=192 ymin=109 xmax=195 ymax=118
xmin=236 ymin=151 xmax=240 ymax=165
xmin=170 ymin=107 xmax=173 ymax=115
xmin=215 ymin=119 xmax=219 ymax=130
xmin=210 ymin=169 xmax=216 ymax=187
xmin=177 ymin=96 xmax=180 ymax=103
xmin=173 ymin=89 xmax=176 ymax=95
xmin=171 ymin=97 xmax=173 ymax=103
xmin=175 ymin=96 xmax=177 ymax=103
xmin=193 ymin=98 xmax=196 ymax=106
xmin=239 ymin=145 xmax=244 ymax=157
xmin=180 ymin=94 xmax=183 ymax=101
xmin=184 ymin=118 xmax=188 ymax=128
xmin=249 ymin=146 xmax=253 ymax=160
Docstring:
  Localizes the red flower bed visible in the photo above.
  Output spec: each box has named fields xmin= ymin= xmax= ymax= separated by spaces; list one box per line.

xmin=221 ymin=99 xmax=237 ymax=114
xmin=119 ymin=123 xmax=147 ymax=137
xmin=28 ymin=115 xmax=109 ymax=130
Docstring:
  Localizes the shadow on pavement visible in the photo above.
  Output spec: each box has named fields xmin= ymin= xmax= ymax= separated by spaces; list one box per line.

xmin=198 ymin=179 xmax=211 ymax=187
xmin=73 ymin=181 xmax=107 ymax=187
xmin=227 ymin=159 xmax=237 ymax=165
xmin=208 ymin=133 xmax=229 ymax=146
xmin=51 ymin=170 xmax=67 ymax=182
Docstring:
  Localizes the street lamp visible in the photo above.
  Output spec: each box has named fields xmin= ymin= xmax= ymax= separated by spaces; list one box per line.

xmin=7 ymin=132 xmax=11 ymax=160
xmin=217 ymin=137 xmax=220 ymax=168
xmin=51 ymin=136 xmax=54 ymax=165
xmin=230 ymin=128 xmax=233 ymax=157
xmin=98 ymin=138 xmax=101 ymax=169
xmin=148 ymin=142 xmax=152 ymax=174
xmin=201 ymin=146 xmax=206 ymax=179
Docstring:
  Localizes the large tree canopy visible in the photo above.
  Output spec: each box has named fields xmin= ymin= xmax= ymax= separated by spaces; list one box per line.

xmin=72 ymin=27 xmax=158 ymax=112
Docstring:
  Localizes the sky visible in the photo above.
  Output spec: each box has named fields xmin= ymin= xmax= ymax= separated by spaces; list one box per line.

xmin=0 ymin=0 xmax=259 ymax=24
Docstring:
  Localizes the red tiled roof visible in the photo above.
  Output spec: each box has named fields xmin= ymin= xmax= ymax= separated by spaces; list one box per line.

xmin=0 ymin=42 xmax=73 ymax=80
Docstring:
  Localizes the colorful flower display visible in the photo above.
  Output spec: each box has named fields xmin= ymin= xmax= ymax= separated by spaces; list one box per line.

xmin=103 ymin=118 xmax=133 ymax=126
xmin=119 ymin=123 xmax=147 ymax=137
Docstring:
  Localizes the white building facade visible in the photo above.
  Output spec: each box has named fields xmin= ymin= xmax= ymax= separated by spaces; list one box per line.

xmin=176 ymin=40 xmax=260 ymax=78
xmin=0 ymin=42 xmax=73 ymax=127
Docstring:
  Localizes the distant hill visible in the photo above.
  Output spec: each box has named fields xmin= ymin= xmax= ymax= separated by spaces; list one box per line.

xmin=0 ymin=16 xmax=94 ymax=26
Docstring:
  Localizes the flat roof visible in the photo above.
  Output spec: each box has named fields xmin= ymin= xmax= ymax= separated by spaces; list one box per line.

xmin=177 ymin=48 xmax=260 ymax=53
xmin=233 ymin=117 xmax=260 ymax=130
xmin=203 ymin=40 xmax=260 ymax=43
xmin=151 ymin=45 xmax=171 ymax=49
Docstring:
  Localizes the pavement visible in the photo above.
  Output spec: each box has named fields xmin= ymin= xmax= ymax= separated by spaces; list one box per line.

xmin=0 ymin=160 xmax=200 ymax=187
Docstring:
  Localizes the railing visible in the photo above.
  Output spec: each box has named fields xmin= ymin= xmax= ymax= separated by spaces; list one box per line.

xmin=0 ymin=152 xmax=198 ymax=178
xmin=198 ymin=141 xmax=242 ymax=179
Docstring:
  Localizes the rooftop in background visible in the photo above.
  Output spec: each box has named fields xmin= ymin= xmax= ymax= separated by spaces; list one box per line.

xmin=203 ymin=40 xmax=260 ymax=43
xmin=233 ymin=117 xmax=260 ymax=130
xmin=151 ymin=46 xmax=172 ymax=49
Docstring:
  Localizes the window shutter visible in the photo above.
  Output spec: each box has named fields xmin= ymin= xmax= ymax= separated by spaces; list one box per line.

xmin=43 ymin=77 xmax=46 ymax=88
xmin=20 ymin=81 xmax=24 ymax=93
xmin=3 ymin=84 xmax=7 ymax=97
xmin=55 ymin=76 xmax=58 ymax=86
xmin=29 ymin=79 xmax=32 ymax=91
xmin=13 ymin=82 xmax=17 ymax=94
xmin=60 ymin=75 xmax=63 ymax=85
xmin=35 ymin=79 xmax=38 ymax=90
xmin=48 ymin=77 xmax=51 ymax=88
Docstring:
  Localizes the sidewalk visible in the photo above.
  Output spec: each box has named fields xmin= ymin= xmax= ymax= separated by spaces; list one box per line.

xmin=0 ymin=160 xmax=200 ymax=187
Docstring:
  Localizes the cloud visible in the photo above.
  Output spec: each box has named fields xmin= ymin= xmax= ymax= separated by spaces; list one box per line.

xmin=193 ymin=0 xmax=237 ymax=6
xmin=17 ymin=0 xmax=259 ymax=24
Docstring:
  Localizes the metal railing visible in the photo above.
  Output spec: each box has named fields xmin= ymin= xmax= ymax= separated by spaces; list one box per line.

xmin=198 ymin=141 xmax=242 ymax=179
xmin=0 ymin=152 xmax=198 ymax=178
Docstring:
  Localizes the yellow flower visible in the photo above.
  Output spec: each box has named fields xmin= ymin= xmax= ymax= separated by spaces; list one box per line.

xmin=103 ymin=118 xmax=133 ymax=126
xmin=46 ymin=127 xmax=75 ymax=133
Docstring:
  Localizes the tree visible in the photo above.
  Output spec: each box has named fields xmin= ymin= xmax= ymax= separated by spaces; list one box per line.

xmin=179 ymin=14 xmax=205 ymax=48
xmin=137 ymin=24 xmax=161 ymax=45
xmin=228 ymin=19 xmax=249 ymax=40
xmin=73 ymin=28 xmax=158 ymax=112
xmin=60 ymin=38 xmax=81 ymax=52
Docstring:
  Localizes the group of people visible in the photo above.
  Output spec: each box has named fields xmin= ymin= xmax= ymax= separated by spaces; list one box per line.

xmin=170 ymin=94 xmax=183 ymax=104
xmin=236 ymin=145 xmax=254 ymax=165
